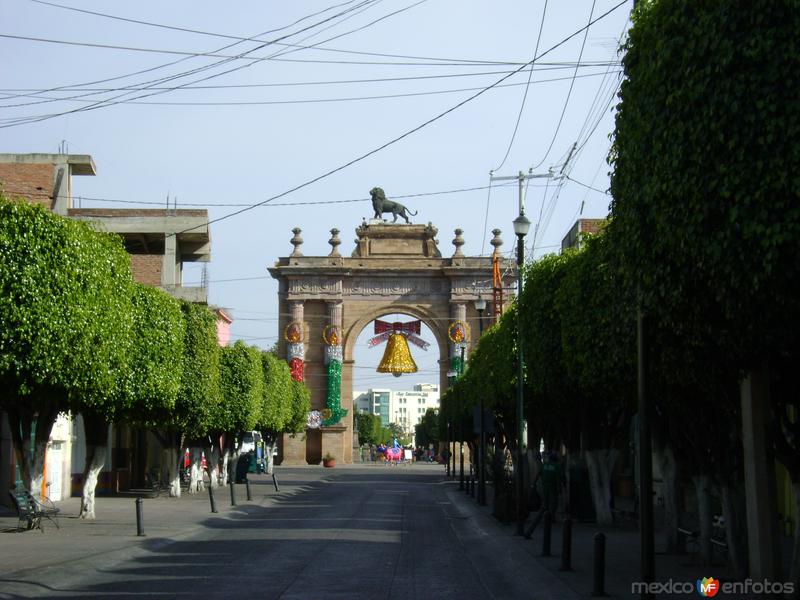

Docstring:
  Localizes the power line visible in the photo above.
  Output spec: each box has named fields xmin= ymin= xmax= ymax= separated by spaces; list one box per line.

xmin=530 ymin=0 xmax=597 ymax=170
xmin=176 ymin=0 xmax=629 ymax=236
xmin=24 ymin=0 xmax=550 ymax=67
xmin=492 ymin=0 xmax=548 ymax=173
xmin=0 ymin=69 xmax=620 ymax=111
xmin=0 ymin=0 xmax=369 ymax=105
xmin=0 ymin=0 xmax=390 ymax=127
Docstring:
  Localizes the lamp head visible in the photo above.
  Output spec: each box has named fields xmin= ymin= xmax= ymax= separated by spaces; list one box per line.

xmin=474 ymin=296 xmax=487 ymax=312
xmin=513 ymin=213 xmax=531 ymax=237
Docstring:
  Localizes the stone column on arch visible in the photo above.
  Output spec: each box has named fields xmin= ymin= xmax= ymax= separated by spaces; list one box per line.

xmin=321 ymin=300 xmax=350 ymax=463
xmin=280 ymin=299 xmax=307 ymax=466
xmin=450 ymin=302 xmax=468 ymax=380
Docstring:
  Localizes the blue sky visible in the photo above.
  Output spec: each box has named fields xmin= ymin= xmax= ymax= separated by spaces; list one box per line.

xmin=1 ymin=0 xmax=632 ymax=391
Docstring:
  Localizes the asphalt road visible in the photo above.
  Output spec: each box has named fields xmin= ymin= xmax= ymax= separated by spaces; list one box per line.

xmin=0 ymin=464 xmax=578 ymax=600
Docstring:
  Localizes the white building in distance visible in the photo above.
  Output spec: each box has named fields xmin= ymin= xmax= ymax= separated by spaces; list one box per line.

xmin=353 ymin=384 xmax=440 ymax=444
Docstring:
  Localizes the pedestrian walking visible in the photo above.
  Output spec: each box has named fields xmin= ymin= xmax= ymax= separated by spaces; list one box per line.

xmin=535 ymin=452 xmax=564 ymax=518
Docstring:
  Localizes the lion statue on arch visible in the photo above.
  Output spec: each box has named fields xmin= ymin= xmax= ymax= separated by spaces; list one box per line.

xmin=370 ymin=187 xmax=418 ymax=224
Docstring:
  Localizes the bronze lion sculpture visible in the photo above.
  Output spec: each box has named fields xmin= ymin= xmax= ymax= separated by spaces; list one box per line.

xmin=370 ymin=187 xmax=417 ymax=224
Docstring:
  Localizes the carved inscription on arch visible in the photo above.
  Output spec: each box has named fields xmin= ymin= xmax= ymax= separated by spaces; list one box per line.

xmin=346 ymin=278 xmax=445 ymax=297
xmin=287 ymin=277 xmax=343 ymax=299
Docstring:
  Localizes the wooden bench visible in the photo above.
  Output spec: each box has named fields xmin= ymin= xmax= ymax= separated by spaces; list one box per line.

xmin=8 ymin=489 xmax=60 ymax=532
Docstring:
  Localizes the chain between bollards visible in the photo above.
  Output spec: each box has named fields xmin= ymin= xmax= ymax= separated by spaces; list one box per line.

xmin=541 ymin=510 xmax=552 ymax=556
xmin=135 ymin=497 xmax=145 ymax=536
xmin=245 ymin=478 xmax=252 ymax=501
xmin=592 ymin=532 xmax=606 ymax=596
xmin=559 ymin=518 xmax=573 ymax=571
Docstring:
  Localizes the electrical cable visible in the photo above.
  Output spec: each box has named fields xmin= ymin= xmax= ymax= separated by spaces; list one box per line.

xmin=492 ymin=0 xmax=548 ymax=173
xmin=0 ymin=69 xmax=620 ymax=111
xmin=24 ymin=0 xmax=566 ymax=67
xmin=0 ymin=0 xmax=367 ymax=104
xmin=171 ymin=0 xmax=629 ymax=236
xmin=0 ymin=0 xmax=386 ymax=127
xmin=530 ymin=0 xmax=597 ymax=170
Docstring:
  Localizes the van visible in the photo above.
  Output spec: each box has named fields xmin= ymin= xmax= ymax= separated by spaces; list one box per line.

xmin=239 ymin=431 xmax=261 ymax=453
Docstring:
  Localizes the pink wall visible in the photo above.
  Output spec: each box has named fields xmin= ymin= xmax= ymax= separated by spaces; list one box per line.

xmin=215 ymin=308 xmax=232 ymax=347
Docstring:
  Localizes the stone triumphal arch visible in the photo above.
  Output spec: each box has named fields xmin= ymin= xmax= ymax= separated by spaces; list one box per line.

xmin=269 ymin=220 xmax=515 ymax=465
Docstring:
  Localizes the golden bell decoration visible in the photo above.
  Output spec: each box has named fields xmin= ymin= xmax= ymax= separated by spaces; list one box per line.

xmin=377 ymin=333 xmax=418 ymax=377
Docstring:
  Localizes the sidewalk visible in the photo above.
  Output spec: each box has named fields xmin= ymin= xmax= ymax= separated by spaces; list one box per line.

xmin=440 ymin=476 xmax=758 ymax=600
xmin=0 ymin=471 xmax=315 ymax=579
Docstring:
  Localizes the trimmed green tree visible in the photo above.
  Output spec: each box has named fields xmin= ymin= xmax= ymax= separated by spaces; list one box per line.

xmin=609 ymin=0 xmax=800 ymax=573
xmin=218 ymin=341 xmax=263 ymax=482
xmin=259 ymin=351 xmax=293 ymax=473
xmin=0 ymin=196 xmax=133 ymax=497
xmin=80 ymin=283 xmax=183 ymax=516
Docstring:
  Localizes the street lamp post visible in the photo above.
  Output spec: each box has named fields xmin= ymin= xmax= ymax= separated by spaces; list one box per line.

xmin=474 ymin=296 xmax=487 ymax=506
xmin=513 ymin=212 xmax=531 ymax=536
xmin=459 ymin=344 xmax=466 ymax=490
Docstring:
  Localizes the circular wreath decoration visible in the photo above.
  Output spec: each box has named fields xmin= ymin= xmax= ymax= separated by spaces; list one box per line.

xmin=322 ymin=324 xmax=341 ymax=346
xmin=448 ymin=321 xmax=470 ymax=344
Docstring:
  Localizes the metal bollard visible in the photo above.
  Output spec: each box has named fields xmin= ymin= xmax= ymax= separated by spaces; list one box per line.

xmin=470 ymin=474 xmax=475 ymax=498
xmin=272 ymin=473 xmax=280 ymax=492
xmin=229 ymin=481 xmax=237 ymax=506
xmin=208 ymin=484 xmax=218 ymax=513
xmin=592 ymin=532 xmax=606 ymax=596
xmin=559 ymin=518 xmax=573 ymax=571
xmin=245 ymin=478 xmax=252 ymax=501
xmin=135 ymin=497 xmax=145 ymax=536
xmin=542 ymin=510 xmax=552 ymax=556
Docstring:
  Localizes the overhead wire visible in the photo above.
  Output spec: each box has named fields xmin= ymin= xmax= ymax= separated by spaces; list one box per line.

xmin=491 ymin=0 xmax=548 ymax=174
xmin=0 ymin=0 xmax=367 ymax=104
xmin=0 ymin=0 xmax=388 ymax=127
xmin=171 ymin=0 xmax=629 ymax=236
xmin=0 ymin=69 xmax=620 ymax=111
xmin=24 ymin=0 xmax=565 ymax=67
xmin=530 ymin=0 xmax=597 ymax=170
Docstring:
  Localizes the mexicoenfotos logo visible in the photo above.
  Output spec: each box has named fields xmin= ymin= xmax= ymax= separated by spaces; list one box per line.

xmin=632 ymin=577 xmax=795 ymax=596
xmin=697 ymin=577 xmax=720 ymax=597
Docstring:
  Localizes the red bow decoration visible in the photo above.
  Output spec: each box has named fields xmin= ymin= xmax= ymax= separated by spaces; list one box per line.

xmin=368 ymin=320 xmax=429 ymax=350
xmin=374 ymin=320 xmax=420 ymax=335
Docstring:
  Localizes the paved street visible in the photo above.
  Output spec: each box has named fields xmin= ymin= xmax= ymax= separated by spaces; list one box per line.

xmin=0 ymin=464 xmax=580 ymax=600
xmin=1 ymin=463 xmax=760 ymax=600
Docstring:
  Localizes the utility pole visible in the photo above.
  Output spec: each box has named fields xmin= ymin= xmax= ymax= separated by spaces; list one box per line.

xmin=490 ymin=169 xmax=555 ymax=217
xmin=491 ymin=168 xmax=555 ymax=534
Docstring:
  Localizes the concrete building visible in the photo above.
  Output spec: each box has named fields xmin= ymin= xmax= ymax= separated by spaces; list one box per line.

xmin=69 ymin=208 xmax=210 ymax=304
xmin=561 ymin=218 xmax=605 ymax=251
xmin=0 ymin=153 xmax=213 ymax=501
xmin=353 ymin=384 xmax=440 ymax=444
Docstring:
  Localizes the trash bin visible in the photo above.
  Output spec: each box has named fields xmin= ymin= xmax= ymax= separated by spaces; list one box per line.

xmin=235 ymin=452 xmax=252 ymax=483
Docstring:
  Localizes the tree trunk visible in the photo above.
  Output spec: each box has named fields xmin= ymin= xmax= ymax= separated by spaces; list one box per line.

xmin=265 ymin=443 xmax=276 ymax=475
xmin=188 ymin=447 xmax=204 ymax=494
xmin=80 ymin=444 xmax=107 ymax=519
xmin=206 ymin=443 xmax=221 ymax=487
xmin=8 ymin=406 xmax=58 ymax=497
xmin=164 ymin=435 xmax=181 ymax=498
xmin=221 ymin=447 xmax=230 ymax=486
xmin=585 ymin=448 xmax=617 ymax=526
xmin=80 ymin=413 xmax=108 ymax=519
xmin=693 ymin=474 xmax=713 ymax=565
xmin=720 ymin=480 xmax=747 ymax=578
xmin=656 ymin=444 xmax=680 ymax=552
